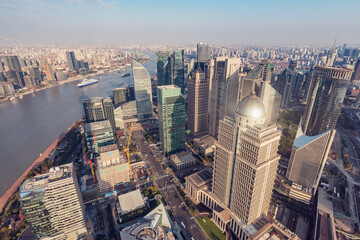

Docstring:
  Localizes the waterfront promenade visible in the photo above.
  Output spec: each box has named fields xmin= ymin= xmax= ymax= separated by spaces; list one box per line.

xmin=0 ymin=121 xmax=78 ymax=212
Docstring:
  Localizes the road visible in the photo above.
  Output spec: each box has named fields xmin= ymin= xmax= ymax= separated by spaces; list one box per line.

xmin=130 ymin=128 xmax=207 ymax=240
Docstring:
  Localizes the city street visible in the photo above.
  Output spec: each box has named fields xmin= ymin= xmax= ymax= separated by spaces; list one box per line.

xmin=130 ymin=128 xmax=208 ymax=240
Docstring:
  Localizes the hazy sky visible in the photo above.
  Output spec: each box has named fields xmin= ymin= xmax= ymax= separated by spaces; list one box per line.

xmin=0 ymin=0 xmax=359 ymax=46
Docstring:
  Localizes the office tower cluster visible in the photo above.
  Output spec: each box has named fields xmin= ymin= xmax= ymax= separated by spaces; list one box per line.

xmin=19 ymin=163 xmax=88 ymax=240
xmin=66 ymin=51 xmax=89 ymax=74
xmin=280 ymin=66 xmax=353 ymax=203
xmin=83 ymin=97 xmax=116 ymax=132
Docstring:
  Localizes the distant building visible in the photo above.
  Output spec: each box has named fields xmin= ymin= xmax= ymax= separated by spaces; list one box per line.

xmin=197 ymin=43 xmax=211 ymax=63
xmin=5 ymin=55 xmax=22 ymax=71
xmin=44 ymin=63 xmax=55 ymax=81
xmin=187 ymin=65 xmax=209 ymax=137
xmin=19 ymin=163 xmax=88 ymax=240
xmin=276 ymin=68 xmax=296 ymax=108
xmin=352 ymin=58 xmax=360 ymax=81
xmin=4 ymin=70 xmax=25 ymax=88
xmin=28 ymin=67 xmax=42 ymax=83
xmin=132 ymin=60 xmax=153 ymax=120
xmin=169 ymin=50 xmax=185 ymax=93
xmin=158 ymin=85 xmax=185 ymax=155
xmin=302 ymin=66 xmax=352 ymax=136
xmin=55 ymin=72 xmax=68 ymax=81
xmin=66 ymin=51 xmax=78 ymax=71
xmin=156 ymin=51 xmax=171 ymax=86
xmin=24 ymin=75 xmax=37 ymax=87
xmin=83 ymin=97 xmax=116 ymax=132
xmin=84 ymin=120 xmax=115 ymax=156
xmin=0 ymin=82 xmax=15 ymax=96
xmin=170 ymin=151 xmax=197 ymax=171
xmin=117 ymin=189 xmax=146 ymax=215
xmin=96 ymin=145 xmax=130 ymax=194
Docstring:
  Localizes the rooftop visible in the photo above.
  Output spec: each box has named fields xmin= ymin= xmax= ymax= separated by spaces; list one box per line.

xmin=118 ymin=189 xmax=146 ymax=213
xmin=170 ymin=151 xmax=196 ymax=165
xmin=157 ymin=85 xmax=179 ymax=90
xmin=84 ymin=120 xmax=112 ymax=132
xmin=20 ymin=163 xmax=73 ymax=195
xmin=187 ymin=168 xmax=212 ymax=187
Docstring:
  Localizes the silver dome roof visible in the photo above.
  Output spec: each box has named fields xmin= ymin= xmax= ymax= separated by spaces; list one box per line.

xmin=235 ymin=92 xmax=266 ymax=118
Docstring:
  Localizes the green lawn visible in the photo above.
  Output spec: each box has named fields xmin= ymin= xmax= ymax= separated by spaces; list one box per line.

xmin=196 ymin=216 xmax=225 ymax=240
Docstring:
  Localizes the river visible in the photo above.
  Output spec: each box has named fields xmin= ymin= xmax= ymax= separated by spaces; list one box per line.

xmin=0 ymin=52 xmax=156 ymax=197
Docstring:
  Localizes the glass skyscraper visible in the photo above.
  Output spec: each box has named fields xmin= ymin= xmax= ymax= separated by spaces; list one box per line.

xmin=302 ymin=66 xmax=353 ymax=136
xmin=83 ymin=97 xmax=116 ymax=132
xmin=158 ymin=85 xmax=185 ymax=155
xmin=132 ymin=60 xmax=153 ymax=120
xmin=169 ymin=50 xmax=185 ymax=93
xmin=156 ymin=51 xmax=171 ymax=86
xmin=66 ymin=51 xmax=77 ymax=71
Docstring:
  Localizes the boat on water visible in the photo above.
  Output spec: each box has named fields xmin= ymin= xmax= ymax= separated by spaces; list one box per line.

xmin=121 ymin=73 xmax=131 ymax=77
xmin=77 ymin=78 xmax=98 ymax=88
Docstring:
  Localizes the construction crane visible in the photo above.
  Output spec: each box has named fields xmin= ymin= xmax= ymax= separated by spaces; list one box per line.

xmin=123 ymin=123 xmax=134 ymax=178
xmin=84 ymin=132 xmax=97 ymax=182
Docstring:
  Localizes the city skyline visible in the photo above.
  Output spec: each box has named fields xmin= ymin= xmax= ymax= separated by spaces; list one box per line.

xmin=1 ymin=0 xmax=360 ymax=46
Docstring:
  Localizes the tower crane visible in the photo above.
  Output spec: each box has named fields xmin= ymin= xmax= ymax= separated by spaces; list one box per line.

xmin=123 ymin=123 xmax=134 ymax=178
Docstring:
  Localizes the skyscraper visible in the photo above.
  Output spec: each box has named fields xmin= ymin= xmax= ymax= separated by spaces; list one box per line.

xmin=84 ymin=120 xmax=115 ymax=156
xmin=187 ymin=65 xmax=209 ymax=137
xmin=28 ymin=67 xmax=42 ymax=83
xmin=83 ymin=97 xmax=116 ymax=132
xmin=158 ymin=85 xmax=185 ymax=155
xmin=208 ymin=57 xmax=241 ymax=138
xmin=238 ymin=59 xmax=273 ymax=102
xmin=19 ymin=163 xmax=88 ymax=240
xmin=212 ymin=92 xmax=281 ymax=225
xmin=352 ymin=59 xmax=360 ymax=81
xmin=302 ymin=66 xmax=352 ymax=136
xmin=197 ymin=43 xmax=211 ymax=63
xmin=5 ymin=56 xmax=22 ymax=71
xmin=168 ymin=50 xmax=185 ymax=93
xmin=260 ymin=82 xmax=281 ymax=123
xmin=156 ymin=51 xmax=171 ymax=86
xmin=113 ymin=87 xmax=129 ymax=108
xmin=132 ymin=60 xmax=153 ymax=120
xmin=66 ymin=51 xmax=77 ymax=71
xmin=44 ymin=63 xmax=55 ymax=81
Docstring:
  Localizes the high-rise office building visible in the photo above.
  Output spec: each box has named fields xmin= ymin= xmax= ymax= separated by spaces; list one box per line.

xmin=28 ymin=67 xmax=42 ymax=83
xmin=66 ymin=51 xmax=77 ymax=71
xmin=212 ymin=92 xmax=281 ymax=225
xmin=84 ymin=120 xmax=115 ymax=156
xmin=238 ymin=59 xmax=273 ymax=102
xmin=352 ymin=59 xmax=360 ymax=81
xmin=44 ymin=63 xmax=55 ymax=81
xmin=113 ymin=87 xmax=129 ymax=108
xmin=169 ymin=50 xmax=185 ymax=93
xmin=292 ymin=72 xmax=306 ymax=99
xmin=4 ymin=70 xmax=25 ymax=88
xmin=260 ymin=82 xmax=281 ymax=123
xmin=286 ymin=126 xmax=335 ymax=196
xmin=5 ymin=56 xmax=22 ymax=71
xmin=156 ymin=51 xmax=171 ymax=86
xmin=96 ymin=145 xmax=130 ymax=194
xmin=276 ymin=68 xmax=295 ymax=108
xmin=158 ymin=85 xmax=185 ymax=155
xmin=187 ymin=66 xmax=209 ymax=137
xmin=208 ymin=57 xmax=241 ymax=138
xmin=83 ymin=97 xmax=116 ymax=132
xmin=197 ymin=43 xmax=211 ymax=63
xmin=132 ymin=60 xmax=153 ymax=120
xmin=19 ymin=163 xmax=88 ymax=240
xmin=302 ymin=66 xmax=352 ymax=136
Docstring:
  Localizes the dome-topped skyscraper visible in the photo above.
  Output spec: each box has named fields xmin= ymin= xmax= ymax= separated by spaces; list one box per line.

xmin=235 ymin=91 xmax=266 ymax=126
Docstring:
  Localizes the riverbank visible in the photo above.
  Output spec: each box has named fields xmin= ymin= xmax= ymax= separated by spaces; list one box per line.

xmin=0 ymin=120 xmax=79 ymax=212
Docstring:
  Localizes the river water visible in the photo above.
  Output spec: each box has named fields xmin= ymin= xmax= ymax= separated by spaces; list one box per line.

xmin=0 ymin=52 xmax=156 ymax=197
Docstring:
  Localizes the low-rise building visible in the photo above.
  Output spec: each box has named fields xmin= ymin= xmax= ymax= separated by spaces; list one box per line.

xmin=170 ymin=151 xmax=196 ymax=171
xmin=117 ymin=189 xmax=146 ymax=215
xmin=193 ymin=135 xmax=216 ymax=157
